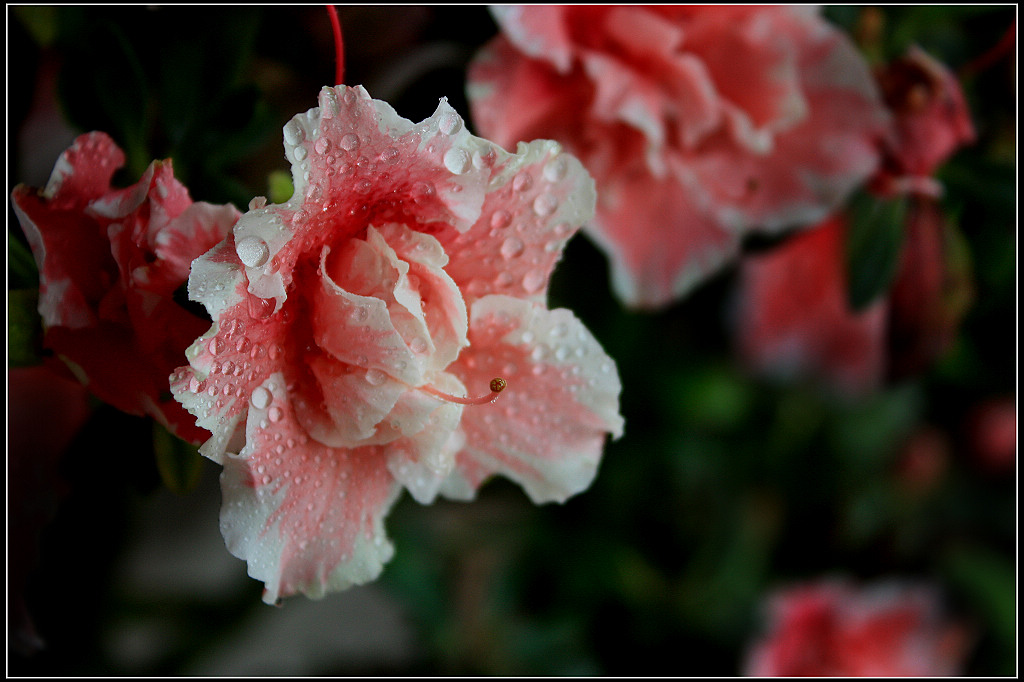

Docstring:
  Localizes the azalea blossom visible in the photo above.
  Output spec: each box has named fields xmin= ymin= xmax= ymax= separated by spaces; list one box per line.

xmin=10 ymin=132 xmax=240 ymax=443
xmin=734 ymin=46 xmax=975 ymax=395
xmin=467 ymin=5 xmax=890 ymax=308
xmin=743 ymin=578 xmax=971 ymax=676
xmin=170 ymin=84 xmax=624 ymax=603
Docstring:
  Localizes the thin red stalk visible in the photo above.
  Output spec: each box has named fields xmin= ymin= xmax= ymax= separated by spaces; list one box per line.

xmin=326 ymin=5 xmax=345 ymax=85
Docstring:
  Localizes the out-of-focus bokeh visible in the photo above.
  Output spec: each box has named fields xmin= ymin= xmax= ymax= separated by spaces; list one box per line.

xmin=8 ymin=5 xmax=1016 ymax=676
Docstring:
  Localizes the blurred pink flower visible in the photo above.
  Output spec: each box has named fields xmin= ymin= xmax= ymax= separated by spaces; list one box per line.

xmin=966 ymin=397 xmax=1017 ymax=473
xmin=170 ymin=85 xmax=624 ymax=603
xmin=734 ymin=46 xmax=975 ymax=395
xmin=744 ymin=578 xmax=971 ymax=676
xmin=10 ymin=132 xmax=240 ymax=443
xmin=468 ymin=6 xmax=889 ymax=308
xmin=873 ymin=45 xmax=977 ymax=196
xmin=734 ymin=214 xmax=888 ymax=397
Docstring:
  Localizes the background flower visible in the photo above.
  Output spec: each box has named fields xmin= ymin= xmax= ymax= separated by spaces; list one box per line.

xmin=11 ymin=131 xmax=240 ymax=442
xmin=743 ymin=578 xmax=972 ymax=676
xmin=467 ymin=5 xmax=891 ymax=308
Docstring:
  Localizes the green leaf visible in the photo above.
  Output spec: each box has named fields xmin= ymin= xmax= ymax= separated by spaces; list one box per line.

xmin=845 ymin=189 xmax=907 ymax=311
xmin=942 ymin=545 xmax=1017 ymax=653
xmin=8 ymin=289 xmax=43 ymax=368
xmin=267 ymin=170 xmax=294 ymax=204
xmin=153 ymin=422 xmax=205 ymax=495
xmin=57 ymin=15 xmax=151 ymax=175
xmin=8 ymin=231 xmax=39 ymax=290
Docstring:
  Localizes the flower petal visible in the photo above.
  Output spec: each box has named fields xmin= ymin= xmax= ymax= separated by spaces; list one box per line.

xmin=444 ymin=295 xmax=623 ymax=503
xmin=430 ymin=139 xmax=597 ymax=307
xmin=220 ymin=374 xmax=401 ymax=604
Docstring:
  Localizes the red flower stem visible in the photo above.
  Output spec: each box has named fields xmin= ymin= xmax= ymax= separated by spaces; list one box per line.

xmin=326 ymin=5 xmax=345 ymax=85
xmin=960 ymin=18 xmax=1015 ymax=78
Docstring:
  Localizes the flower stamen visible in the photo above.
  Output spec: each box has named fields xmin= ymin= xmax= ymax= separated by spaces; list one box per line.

xmin=420 ymin=377 xmax=507 ymax=406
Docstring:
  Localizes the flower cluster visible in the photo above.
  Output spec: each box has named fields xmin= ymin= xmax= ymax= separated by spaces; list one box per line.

xmin=733 ymin=45 xmax=976 ymax=395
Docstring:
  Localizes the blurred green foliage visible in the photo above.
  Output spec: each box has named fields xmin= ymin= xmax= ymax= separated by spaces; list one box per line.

xmin=7 ymin=5 xmax=1016 ymax=677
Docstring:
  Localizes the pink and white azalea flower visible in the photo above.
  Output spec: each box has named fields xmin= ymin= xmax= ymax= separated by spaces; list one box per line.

xmin=11 ymin=132 xmax=239 ymax=443
xmin=468 ymin=5 xmax=890 ymax=308
xmin=170 ymin=85 xmax=624 ymax=603
xmin=744 ymin=578 xmax=971 ymax=677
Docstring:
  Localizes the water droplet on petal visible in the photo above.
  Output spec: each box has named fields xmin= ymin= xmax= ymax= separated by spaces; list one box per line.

xmin=294 ymin=146 xmax=308 ymax=161
xmin=283 ymin=121 xmax=304 ymax=146
xmin=365 ymin=368 xmax=387 ymax=386
xmin=533 ymin=193 xmax=558 ymax=216
xmin=513 ymin=172 xmax=533 ymax=192
xmin=490 ymin=210 xmax=512 ymax=230
xmin=247 ymin=295 xmax=276 ymax=320
xmin=444 ymin=147 xmax=471 ymax=175
xmin=236 ymin=236 xmax=270 ymax=268
xmin=208 ymin=337 xmax=223 ymax=355
xmin=380 ymin=147 xmax=400 ymax=164
xmin=543 ymin=156 xmax=568 ymax=182
xmin=268 ymin=406 xmax=284 ymax=423
xmin=438 ymin=111 xmax=462 ymax=135
xmin=500 ymin=237 xmax=525 ymax=260
xmin=340 ymin=133 xmax=360 ymax=151
xmin=314 ymin=137 xmax=330 ymax=155
xmin=251 ymin=386 xmax=272 ymax=409
xmin=412 ymin=181 xmax=435 ymax=202
xmin=522 ymin=269 xmax=545 ymax=293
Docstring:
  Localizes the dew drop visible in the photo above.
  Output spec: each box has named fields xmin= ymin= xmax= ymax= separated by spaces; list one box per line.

xmin=340 ymin=133 xmax=360 ymax=151
xmin=533 ymin=193 xmax=558 ymax=216
xmin=443 ymin=147 xmax=471 ymax=175
xmin=438 ymin=111 xmax=462 ymax=135
xmin=490 ymin=210 xmax=512 ymax=230
xmin=268 ymin=406 xmax=284 ymax=423
xmin=380 ymin=147 xmax=400 ymax=164
xmin=251 ymin=386 xmax=272 ymax=409
xmin=412 ymin=181 xmax=435 ymax=202
xmin=513 ymin=172 xmax=533 ymax=192
xmin=208 ymin=337 xmax=223 ymax=355
xmin=543 ymin=156 xmax=568 ymax=182
xmin=189 ymin=376 xmax=201 ymax=393
xmin=500 ymin=237 xmax=525 ymax=260
xmin=294 ymin=146 xmax=308 ymax=162
xmin=283 ymin=121 xmax=304 ymax=146
xmin=409 ymin=337 xmax=428 ymax=354
xmin=236 ymin=236 xmax=270 ymax=268
xmin=247 ymin=295 xmax=276 ymax=320
xmin=235 ymin=336 xmax=251 ymax=353
xmin=365 ymin=368 xmax=387 ymax=386
xmin=522 ymin=269 xmax=545 ymax=293
xmin=314 ymin=137 xmax=330 ymax=155
xmin=268 ymin=344 xmax=282 ymax=360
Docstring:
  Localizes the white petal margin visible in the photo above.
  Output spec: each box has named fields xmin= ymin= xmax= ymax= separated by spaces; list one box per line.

xmin=220 ymin=373 xmax=401 ymax=604
xmin=443 ymin=295 xmax=624 ymax=503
